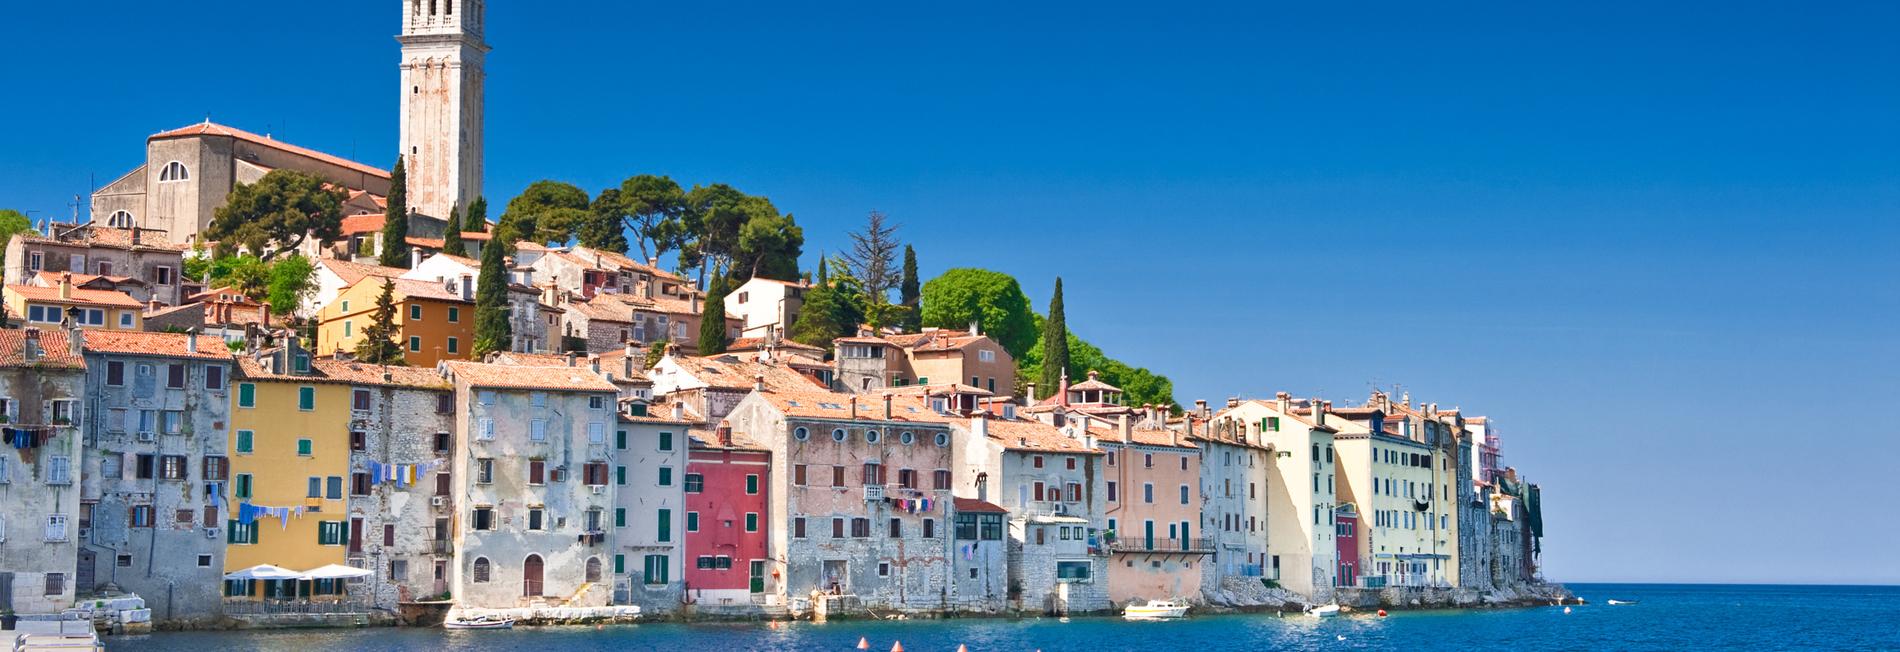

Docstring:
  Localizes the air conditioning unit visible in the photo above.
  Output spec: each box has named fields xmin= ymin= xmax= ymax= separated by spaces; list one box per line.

xmin=864 ymin=485 xmax=885 ymax=501
xmin=136 ymin=431 xmax=155 ymax=443
xmin=431 ymin=496 xmax=448 ymax=507
xmin=1053 ymin=503 xmax=1069 ymax=515
xmin=78 ymin=527 xmax=90 ymax=540
xmin=590 ymin=486 xmax=605 ymax=495
xmin=204 ymin=528 xmax=219 ymax=538
xmin=550 ymin=468 xmax=567 ymax=483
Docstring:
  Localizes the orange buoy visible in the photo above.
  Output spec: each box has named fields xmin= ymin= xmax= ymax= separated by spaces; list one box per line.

xmin=957 ymin=646 xmax=968 ymax=652
xmin=890 ymin=642 xmax=905 ymax=652
xmin=1377 ymin=609 xmax=1387 ymax=617
xmin=857 ymin=637 xmax=870 ymax=650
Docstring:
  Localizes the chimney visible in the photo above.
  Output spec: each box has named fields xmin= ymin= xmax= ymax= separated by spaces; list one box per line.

xmin=410 ymin=246 xmax=423 ymax=269
xmin=882 ymin=394 xmax=893 ymax=419
xmin=459 ymin=274 xmax=474 ymax=301
xmin=58 ymin=272 xmax=72 ymax=300
xmin=717 ymin=420 xmax=734 ymax=447
xmin=185 ymin=327 xmax=198 ymax=353
xmin=65 ymin=325 xmax=83 ymax=355
xmin=130 ymin=227 xmax=140 ymax=246
xmin=691 ymin=293 xmax=700 ymax=315
xmin=1313 ymin=398 xmax=1328 ymax=428
xmin=1195 ymin=399 xmax=1208 ymax=419
xmin=259 ymin=302 xmax=271 ymax=329
xmin=849 ymin=399 xmax=858 ymax=420
xmin=968 ymin=318 xmax=979 ymax=336
xmin=671 ymin=401 xmax=684 ymax=421
xmin=1276 ymin=391 xmax=1291 ymax=415
xmin=753 ymin=373 xmax=766 ymax=393
xmin=1025 ymin=382 xmax=1037 ymax=407
xmin=647 ymin=256 xmax=659 ymax=267
xmin=147 ymin=298 xmax=162 ymax=313
xmin=22 ymin=327 xmax=41 ymax=361
xmin=1057 ymin=369 xmax=1070 ymax=407
xmin=970 ymin=413 xmax=988 ymax=445
xmin=1117 ymin=413 xmax=1130 ymax=444
xmin=623 ymin=346 xmax=636 ymax=378
xmin=589 ymin=354 xmax=601 ymax=375
xmin=564 ymin=351 xmax=577 ymax=367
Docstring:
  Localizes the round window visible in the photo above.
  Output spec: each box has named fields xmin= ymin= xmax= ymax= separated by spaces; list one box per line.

xmin=793 ymin=427 xmax=809 ymax=441
xmin=832 ymin=428 xmax=847 ymax=442
xmin=900 ymin=431 xmax=915 ymax=445
xmin=935 ymin=432 xmax=950 ymax=447
xmin=865 ymin=429 xmax=881 ymax=444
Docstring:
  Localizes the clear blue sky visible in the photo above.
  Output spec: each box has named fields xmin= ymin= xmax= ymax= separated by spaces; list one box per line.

xmin=3 ymin=1 xmax=1896 ymax=584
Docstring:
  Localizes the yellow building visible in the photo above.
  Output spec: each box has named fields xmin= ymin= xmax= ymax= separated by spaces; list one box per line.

xmin=224 ymin=344 xmax=355 ymax=597
xmin=315 ymin=276 xmax=474 ymax=367
xmin=4 ymin=276 xmax=144 ymax=330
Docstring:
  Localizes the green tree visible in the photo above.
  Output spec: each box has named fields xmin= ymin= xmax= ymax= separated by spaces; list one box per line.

xmin=617 ymin=174 xmax=688 ymax=262
xmin=471 ymin=227 xmax=513 ymax=356
xmin=205 ymin=170 xmax=346 ymax=260
xmin=354 ymin=279 xmax=405 ymax=364
xmin=918 ymin=268 xmax=1037 ymax=358
xmin=1039 ymin=277 xmax=1068 ymax=399
xmin=790 ymin=259 xmax=864 ymax=350
xmin=579 ymin=188 xmax=631 ymax=251
xmin=898 ymin=245 xmax=920 ymax=332
xmin=644 ymin=339 xmax=670 ymax=368
xmin=466 ymin=196 xmax=489 ymax=232
xmin=379 ymin=156 xmax=410 ymax=268
xmin=680 ymin=184 xmax=802 ymax=286
xmin=265 ymin=255 xmax=317 ymax=317
xmin=698 ymin=273 xmax=730 ymax=354
xmin=1017 ymin=326 xmax=1176 ymax=410
xmin=0 ymin=209 xmax=37 ymax=257
xmin=442 ymin=203 xmax=467 ymax=257
xmin=498 ymin=180 xmax=590 ymax=248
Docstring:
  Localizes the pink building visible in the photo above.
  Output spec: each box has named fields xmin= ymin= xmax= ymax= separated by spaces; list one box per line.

xmin=1335 ymin=504 xmax=1360 ymax=586
xmin=684 ymin=421 xmax=773 ymax=607
xmin=1098 ymin=417 xmax=1209 ymax=604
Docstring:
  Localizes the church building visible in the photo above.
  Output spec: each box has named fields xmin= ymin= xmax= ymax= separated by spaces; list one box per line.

xmin=88 ymin=0 xmax=488 ymax=248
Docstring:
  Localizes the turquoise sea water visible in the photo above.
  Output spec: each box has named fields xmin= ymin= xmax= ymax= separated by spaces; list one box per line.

xmin=122 ymin=584 xmax=1900 ymax=651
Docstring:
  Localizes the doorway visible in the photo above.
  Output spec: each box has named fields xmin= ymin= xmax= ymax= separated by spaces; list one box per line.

xmin=523 ymin=554 xmax=544 ymax=598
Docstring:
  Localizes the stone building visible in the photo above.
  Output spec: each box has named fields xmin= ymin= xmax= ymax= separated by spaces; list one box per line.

xmin=1212 ymin=395 xmax=1338 ymax=601
xmin=725 ymin=389 xmax=958 ymax=613
xmin=951 ymin=414 xmax=1108 ymax=614
xmin=608 ymin=405 xmax=691 ymax=613
xmin=331 ymin=362 xmax=456 ymax=610
xmin=442 ymin=360 xmax=618 ymax=608
xmin=1189 ymin=400 xmax=1276 ymax=588
xmin=555 ymin=292 xmax=729 ymax=356
xmin=76 ymin=331 xmax=232 ymax=625
xmin=723 ymin=277 xmax=807 ymax=339
xmin=403 ymin=252 xmax=549 ymax=353
xmin=3 ymin=225 xmax=190 ymax=307
xmin=398 ymin=0 xmax=487 ymax=221
xmin=833 ymin=329 xmax=1016 ymax=396
xmin=947 ymin=498 xmax=1008 ymax=612
xmin=1096 ymin=413 xmax=1209 ymax=606
xmin=0 ymin=328 xmax=85 ymax=615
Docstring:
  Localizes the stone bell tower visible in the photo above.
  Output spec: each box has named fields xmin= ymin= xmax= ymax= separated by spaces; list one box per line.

xmin=397 ymin=0 xmax=487 ymax=221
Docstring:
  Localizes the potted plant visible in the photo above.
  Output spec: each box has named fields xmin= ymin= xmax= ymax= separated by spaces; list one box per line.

xmin=1 ymin=609 xmax=19 ymax=631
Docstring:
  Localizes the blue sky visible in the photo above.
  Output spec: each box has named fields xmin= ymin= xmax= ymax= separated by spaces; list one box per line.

xmin=3 ymin=1 xmax=1896 ymax=584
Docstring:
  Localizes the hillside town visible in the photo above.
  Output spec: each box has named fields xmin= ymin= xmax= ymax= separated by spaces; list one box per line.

xmin=0 ymin=0 xmax=1556 ymax=633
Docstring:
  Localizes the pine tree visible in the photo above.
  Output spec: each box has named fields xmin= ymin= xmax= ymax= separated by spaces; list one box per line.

xmin=898 ymin=245 xmax=920 ymax=332
xmin=379 ymin=156 xmax=410 ymax=268
xmin=471 ymin=230 xmax=513 ymax=356
xmin=355 ymin=279 xmax=405 ymax=365
xmin=699 ymin=273 xmax=729 ymax=355
xmin=1039 ymin=277 xmax=1068 ymax=399
xmin=442 ymin=203 xmax=467 ymax=257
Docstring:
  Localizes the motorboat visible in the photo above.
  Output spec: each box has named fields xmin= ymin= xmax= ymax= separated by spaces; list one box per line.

xmin=1122 ymin=599 xmax=1189 ymax=620
xmin=1307 ymin=603 xmax=1342 ymax=617
xmin=444 ymin=614 xmax=516 ymax=630
xmin=11 ymin=632 xmax=104 ymax=652
xmin=1606 ymin=599 xmax=1640 ymax=605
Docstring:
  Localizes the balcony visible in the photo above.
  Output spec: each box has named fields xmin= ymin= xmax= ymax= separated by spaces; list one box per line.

xmin=431 ymin=540 xmax=453 ymax=555
xmin=1103 ymin=535 xmax=1215 ymax=554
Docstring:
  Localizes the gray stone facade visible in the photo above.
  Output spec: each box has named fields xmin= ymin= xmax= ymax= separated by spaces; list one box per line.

xmin=609 ymin=416 xmax=689 ymax=614
xmin=339 ymin=370 xmax=455 ymax=610
xmin=0 ymin=328 xmax=85 ymax=615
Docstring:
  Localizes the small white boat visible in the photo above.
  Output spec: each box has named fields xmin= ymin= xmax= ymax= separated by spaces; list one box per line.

xmin=1307 ymin=603 xmax=1341 ymax=618
xmin=444 ymin=615 xmax=515 ymax=630
xmin=1122 ymin=599 xmax=1189 ymax=620
xmin=1606 ymin=599 xmax=1639 ymax=605
xmin=12 ymin=632 xmax=105 ymax=652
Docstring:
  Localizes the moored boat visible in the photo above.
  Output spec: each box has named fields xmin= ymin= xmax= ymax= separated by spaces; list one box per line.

xmin=1606 ymin=599 xmax=1639 ymax=605
xmin=443 ymin=615 xmax=515 ymax=630
xmin=1122 ymin=600 xmax=1189 ymax=620
xmin=1307 ymin=603 xmax=1341 ymax=617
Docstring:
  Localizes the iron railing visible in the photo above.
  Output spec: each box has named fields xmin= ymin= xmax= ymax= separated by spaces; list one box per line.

xmin=221 ymin=597 xmax=372 ymax=615
xmin=1103 ymin=535 xmax=1216 ymax=554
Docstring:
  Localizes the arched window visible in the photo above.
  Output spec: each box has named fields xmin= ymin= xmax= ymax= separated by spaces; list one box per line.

xmin=106 ymin=210 xmax=134 ymax=228
xmin=471 ymin=557 xmax=490 ymax=583
xmin=585 ymin=557 xmax=602 ymax=583
xmin=158 ymin=161 xmax=189 ymax=182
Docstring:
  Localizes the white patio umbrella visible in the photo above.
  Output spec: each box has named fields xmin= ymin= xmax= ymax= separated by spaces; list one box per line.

xmin=302 ymin=564 xmax=374 ymax=580
xmin=223 ymin=564 xmax=306 ymax=581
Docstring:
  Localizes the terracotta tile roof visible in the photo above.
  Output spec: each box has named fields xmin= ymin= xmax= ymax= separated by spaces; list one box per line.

xmin=1220 ymin=399 xmax=1339 ymax=433
xmin=343 ymin=276 xmax=471 ymax=304
xmin=1067 ymin=372 xmax=1121 ymax=393
xmin=32 ymin=271 xmax=141 ymax=288
xmin=0 ymin=329 xmax=85 ymax=369
xmin=151 ymin=122 xmax=390 ymax=180
xmin=982 ymin=417 xmax=1098 ymax=453
xmin=952 ymin=497 xmax=1007 ymax=514
xmin=82 ymin=330 xmax=231 ymax=361
xmin=871 ymin=383 xmax=994 ymax=398
xmin=727 ymin=337 xmax=825 ymax=354
xmin=340 ymin=214 xmax=386 ymax=235
xmin=568 ymin=247 xmax=686 ymax=282
xmin=672 ymin=353 xmax=828 ymax=392
xmin=186 ymin=286 xmax=261 ymax=305
xmin=19 ymin=225 xmax=187 ymax=253
xmin=592 ymin=292 xmax=701 ymax=318
xmin=1088 ymin=421 xmax=1198 ymax=449
xmin=488 ymin=352 xmax=577 ymax=367
xmin=566 ymin=297 xmax=634 ymax=324
xmin=6 ymin=283 xmax=144 ymax=309
xmin=833 ymin=336 xmax=891 ymax=345
xmin=443 ymin=360 xmax=617 ymax=392
xmin=319 ymin=258 xmax=405 ymax=285
xmin=757 ymin=387 xmax=954 ymax=424
xmin=234 ymin=354 xmax=450 ymax=389
xmin=684 ymin=424 xmax=768 ymax=452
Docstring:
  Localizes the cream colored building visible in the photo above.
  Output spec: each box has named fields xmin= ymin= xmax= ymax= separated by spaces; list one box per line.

xmin=1211 ymin=395 xmax=1338 ymax=601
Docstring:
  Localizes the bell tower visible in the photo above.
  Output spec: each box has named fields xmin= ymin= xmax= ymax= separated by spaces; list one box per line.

xmin=398 ymin=0 xmax=487 ymax=222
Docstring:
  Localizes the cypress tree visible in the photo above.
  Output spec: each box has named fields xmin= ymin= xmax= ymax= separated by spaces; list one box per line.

xmin=1039 ymin=277 xmax=1068 ymax=399
xmin=898 ymin=245 xmax=920 ymax=332
xmin=442 ymin=203 xmax=467 ymax=257
xmin=699 ymin=273 xmax=729 ymax=355
xmin=355 ymin=279 xmax=405 ymax=365
xmin=379 ymin=156 xmax=410 ymax=268
xmin=815 ymin=257 xmax=829 ymax=286
xmin=466 ymin=196 xmax=489 ymax=232
xmin=471 ymin=229 xmax=513 ymax=356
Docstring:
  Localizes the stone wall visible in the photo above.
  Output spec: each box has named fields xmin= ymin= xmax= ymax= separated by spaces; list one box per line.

xmin=347 ymin=383 xmax=455 ymax=610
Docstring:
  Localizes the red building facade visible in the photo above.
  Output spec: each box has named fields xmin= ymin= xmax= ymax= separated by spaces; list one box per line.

xmin=684 ymin=423 xmax=772 ymax=605
xmin=1335 ymin=505 xmax=1360 ymax=587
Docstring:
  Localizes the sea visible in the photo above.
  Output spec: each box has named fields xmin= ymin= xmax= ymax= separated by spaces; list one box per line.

xmin=118 ymin=584 xmax=1900 ymax=651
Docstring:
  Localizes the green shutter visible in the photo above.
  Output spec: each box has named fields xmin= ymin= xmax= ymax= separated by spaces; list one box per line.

xmin=746 ymin=475 xmax=759 ymax=494
xmin=298 ymin=386 xmax=314 ymax=410
xmin=657 ymin=509 xmax=671 ymax=542
xmin=659 ymin=432 xmax=672 ymax=451
xmin=745 ymin=513 xmax=757 ymax=532
xmin=227 ymin=519 xmax=239 ymax=544
xmin=238 ymin=383 xmax=255 ymax=408
xmin=616 ymin=466 xmax=626 ymax=485
xmin=236 ymin=430 xmax=253 ymax=453
xmin=686 ymin=512 xmax=699 ymax=532
xmin=614 ymin=554 xmax=624 ymax=574
xmin=298 ymin=439 xmax=313 ymax=456
xmin=615 ymin=430 xmax=627 ymax=450
xmin=615 ymin=508 xmax=626 ymax=527
xmin=659 ymin=468 xmax=672 ymax=486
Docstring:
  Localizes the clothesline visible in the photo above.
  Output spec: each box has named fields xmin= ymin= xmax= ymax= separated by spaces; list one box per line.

xmin=236 ymin=502 xmax=307 ymax=529
xmin=364 ymin=460 xmax=437 ymax=488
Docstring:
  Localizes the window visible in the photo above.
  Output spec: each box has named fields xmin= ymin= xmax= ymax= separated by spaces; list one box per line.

xmin=238 ymin=383 xmax=256 ymax=407
xmin=643 ymin=555 xmax=669 ymax=584
xmin=297 ymin=386 xmax=315 ymax=411
xmin=793 ymin=517 xmax=807 ymax=538
xmin=831 ymin=466 xmax=845 ymax=487
xmin=472 ymin=507 xmax=494 ymax=530
xmin=202 ymin=455 xmax=228 ymax=480
xmin=350 ymin=431 xmax=366 ymax=451
xmin=118 ymin=311 xmax=134 ymax=328
xmin=447 ymin=337 xmax=459 ymax=354
xmin=45 ymin=573 xmax=65 ymax=597
xmin=351 ymin=473 xmax=371 ymax=496
xmin=659 ymin=432 xmax=674 ymax=451
xmin=685 ymin=511 xmax=698 ymax=532
xmin=409 ymin=305 xmax=422 ymax=321
xmin=437 ymin=393 xmax=454 ymax=414
xmin=531 ymin=419 xmax=547 ymax=441
xmin=897 ymin=469 xmax=916 ymax=489
xmin=326 ymin=476 xmax=343 ymax=499
xmin=588 ymin=422 xmax=605 ymax=444
xmin=1143 ymin=483 xmax=1154 ymax=503
xmin=616 ymin=466 xmax=626 ymax=485
xmin=1056 ymin=561 xmax=1092 ymax=581
xmin=923 ymin=518 xmax=936 ymax=538
xmin=528 ymin=460 xmax=546 ymax=485
xmin=205 ymin=364 xmax=225 ymax=390
xmin=472 ymin=557 xmax=491 ymax=582
xmin=234 ymin=474 xmax=252 ymax=499
xmin=793 ymin=427 xmax=809 ymax=441
xmin=746 ymin=513 xmax=758 ymax=532
xmin=1144 ymin=454 xmax=1154 ymax=468
xmin=158 ymin=161 xmax=189 ymax=181
xmin=851 ymin=518 xmax=871 ymax=538
xmin=317 ymin=521 xmax=346 ymax=545
xmin=656 ymin=509 xmax=672 ymax=542
xmin=408 ymin=336 xmax=421 ymax=352
xmin=933 ymin=469 xmax=951 ymax=490
xmin=832 ymin=428 xmax=846 ymax=442
xmin=935 ymin=432 xmax=950 ymax=447
xmin=1033 ymin=455 xmax=1044 ymax=469
xmin=1180 ymin=484 xmax=1190 ymax=505
xmin=476 ymin=459 xmax=494 ymax=483
xmin=1107 ymin=481 xmax=1118 ymax=502
xmin=792 ymin=465 xmax=806 ymax=485
xmin=129 ymin=505 xmax=154 ymax=528
xmin=527 ymin=507 xmax=544 ymax=531
xmin=448 ymin=307 xmax=460 ymax=322
xmin=106 ymin=361 xmax=125 ymax=386
xmin=297 ymin=438 xmax=313 ymax=456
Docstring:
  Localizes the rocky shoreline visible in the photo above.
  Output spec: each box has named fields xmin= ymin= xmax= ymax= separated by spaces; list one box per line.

xmin=1196 ymin=578 xmax=1577 ymax=614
